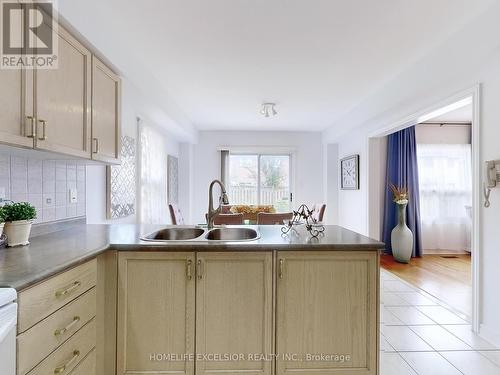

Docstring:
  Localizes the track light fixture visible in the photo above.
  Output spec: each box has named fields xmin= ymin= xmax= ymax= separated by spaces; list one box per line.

xmin=261 ymin=103 xmax=277 ymax=117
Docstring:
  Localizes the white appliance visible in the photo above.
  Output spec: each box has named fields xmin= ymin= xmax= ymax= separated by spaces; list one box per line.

xmin=0 ymin=288 xmax=17 ymax=375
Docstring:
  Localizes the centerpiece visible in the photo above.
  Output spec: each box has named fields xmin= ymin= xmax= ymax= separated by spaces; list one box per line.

xmin=389 ymin=184 xmax=413 ymax=263
xmin=281 ymin=204 xmax=325 ymax=238
xmin=229 ymin=205 xmax=275 ymax=223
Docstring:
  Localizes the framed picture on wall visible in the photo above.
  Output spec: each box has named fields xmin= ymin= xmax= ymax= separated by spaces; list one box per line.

xmin=340 ymin=154 xmax=360 ymax=190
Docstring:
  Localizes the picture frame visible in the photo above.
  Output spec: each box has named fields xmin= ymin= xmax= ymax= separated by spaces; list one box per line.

xmin=340 ymin=154 xmax=360 ymax=190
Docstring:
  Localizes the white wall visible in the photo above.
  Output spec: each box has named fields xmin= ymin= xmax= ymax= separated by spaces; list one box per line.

xmin=323 ymin=2 xmax=500 ymax=344
xmin=368 ymin=137 xmax=387 ymax=241
xmin=86 ymin=78 xmax=182 ymax=224
xmin=188 ymin=131 xmax=324 ymax=224
xmin=178 ymin=143 xmax=194 ymax=224
xmin=323 ymin=144 xmax=339 ymax=225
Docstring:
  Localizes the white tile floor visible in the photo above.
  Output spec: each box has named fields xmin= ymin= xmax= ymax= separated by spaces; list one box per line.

xmin=380 ymin=269 xmax=500 ymax=374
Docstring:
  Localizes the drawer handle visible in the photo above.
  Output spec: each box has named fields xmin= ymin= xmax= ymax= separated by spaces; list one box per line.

xmin=55 ymin=281 xmax=82 ymax=298
xmin=279 ymin=259 xmax=284 ymax=279
xmin=54 ymin=316 xmax=81 ymax=337
xmin=54 ymin=350 xmax=80 ymax=374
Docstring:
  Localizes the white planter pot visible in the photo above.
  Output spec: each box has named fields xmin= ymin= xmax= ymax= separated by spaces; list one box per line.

xmin=0 ymin=222 xmax=4 ymax=237
xmin=4 ymin=220 xmax=32 ymax=247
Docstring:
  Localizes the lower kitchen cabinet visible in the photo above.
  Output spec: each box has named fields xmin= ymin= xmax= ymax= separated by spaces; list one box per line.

xmin=116 ymin=250 xmax=378 ymax=375
xmin=276 ymin=251 xmax=378 ymax=375
xmin=116 ymin=252 xmax=196 ymax=375
xmin=195 ymin=252 xmax=273 ymax=375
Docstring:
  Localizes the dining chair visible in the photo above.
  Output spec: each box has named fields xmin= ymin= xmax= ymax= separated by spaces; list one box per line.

xmin=311 ymin=204 xmax=326 ymax=222
xmin=257 ymin=212 xmax=293 ymax=225
xmin=214 ymin=213 xmax=244 ymax=225
xmin=169 ymin=203 xmax=185 ymax=225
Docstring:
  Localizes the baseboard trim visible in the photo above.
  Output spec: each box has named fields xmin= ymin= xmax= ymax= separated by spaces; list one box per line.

xmin=479 ymin=323 xmax=500 ymax=347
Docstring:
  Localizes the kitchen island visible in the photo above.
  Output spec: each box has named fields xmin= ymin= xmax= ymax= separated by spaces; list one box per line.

xmin=0 ymin=224 xmax=383 ymax=375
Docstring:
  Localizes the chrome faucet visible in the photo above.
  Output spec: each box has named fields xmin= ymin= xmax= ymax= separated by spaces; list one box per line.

xmin=207 ymin=179 xmax=229 ymax=229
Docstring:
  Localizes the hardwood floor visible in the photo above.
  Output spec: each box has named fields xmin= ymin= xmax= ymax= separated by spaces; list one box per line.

xmin=380 ymin=253 xmax=472 ymax=319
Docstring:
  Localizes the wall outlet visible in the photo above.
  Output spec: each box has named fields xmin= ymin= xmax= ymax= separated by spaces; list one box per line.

xmin=69 ymin=188 xmax=78 ymax=203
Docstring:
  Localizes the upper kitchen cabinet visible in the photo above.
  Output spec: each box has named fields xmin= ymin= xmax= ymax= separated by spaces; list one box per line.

xmin=0 ymin=12 xmax=33 ymax=149
xmin=33 ymin=24 xmax=92 ymax=159
xmin=0 ymin=69 xmax=34 ymax=148
xmin=91 ymin=56 xmax=121 ymax=164
xmin=0 ymin=12 xmax=121 ymax=163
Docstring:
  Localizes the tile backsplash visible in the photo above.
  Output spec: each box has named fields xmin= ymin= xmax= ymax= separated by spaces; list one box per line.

xmin=0 ymin=155 xmax=86 ymax=224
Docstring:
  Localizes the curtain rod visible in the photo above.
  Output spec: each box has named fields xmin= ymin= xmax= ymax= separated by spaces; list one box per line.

xmin=419 ymin=121 xmax=472 ymax=126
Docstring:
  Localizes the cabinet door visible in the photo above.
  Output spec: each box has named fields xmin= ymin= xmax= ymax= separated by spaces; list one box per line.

xmin=91 ymin=56 xmax=121 ymax=164
xmin=196 ymin=252 xmax=273 ymax=375
xmin=34 ymin=24 xmax=91 ymax=158
xmin=276 ymin=251 xmax=378 ymax=375
xmin=117 ymin=252 xmax=195 ymax=375
xmin=0 ymin=12 xmax=34 ymax=148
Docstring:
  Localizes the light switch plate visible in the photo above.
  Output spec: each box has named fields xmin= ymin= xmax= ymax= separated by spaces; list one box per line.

xmin=0 ymin=187 xmax=5 ymax=201
xmin=69 ymin=188 xmax=77 ymax=203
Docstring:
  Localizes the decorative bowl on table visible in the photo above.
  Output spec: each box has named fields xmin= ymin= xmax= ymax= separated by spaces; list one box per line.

xmin=229 ymin=205 xmax=276 ymax=223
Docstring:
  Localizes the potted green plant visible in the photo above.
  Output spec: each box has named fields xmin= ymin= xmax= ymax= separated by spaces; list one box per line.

xmin=3 ymin=202 xmax=37 ymax=247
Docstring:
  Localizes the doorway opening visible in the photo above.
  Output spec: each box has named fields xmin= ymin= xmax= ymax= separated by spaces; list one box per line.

xmin=368 ymin=87 xmax=480 ymax=331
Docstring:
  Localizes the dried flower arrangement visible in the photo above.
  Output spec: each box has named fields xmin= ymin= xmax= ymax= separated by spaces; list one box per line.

xmin=389 ymin=184 xmax=409 ymax=205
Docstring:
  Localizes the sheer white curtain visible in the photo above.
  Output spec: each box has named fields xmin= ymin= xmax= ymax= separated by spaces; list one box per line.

xmin=417 ymin=144 xmax=472 ymax=251
xmin=139 ymin=122 xmax=169 ymax=224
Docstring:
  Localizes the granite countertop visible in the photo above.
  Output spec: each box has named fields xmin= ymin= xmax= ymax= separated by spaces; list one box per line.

xmin=0 ymin=224 xmax=384 ymax=291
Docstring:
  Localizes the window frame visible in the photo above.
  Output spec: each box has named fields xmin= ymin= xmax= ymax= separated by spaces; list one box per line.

xmin=227 ymin=152 xmax=294 ymax=208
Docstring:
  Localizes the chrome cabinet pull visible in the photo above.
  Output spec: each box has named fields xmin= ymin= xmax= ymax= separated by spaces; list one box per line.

xmin=92 ymin=137 xmax=99 ymax=154
xmin=54 ymin=316 xmax=80 ymax=336
xmin=197 ymin=259 xmax=204 ymax=280
xmin=53 ymin=350 xmax=80 ymax=374
xmin=37 ymin=119 xmax=47 ymax=140
xmin=279 ymin=259 xmax=284 ymax=279
xmin=26 ymin=116 xmax=36 ymax=138
xmin=55 ymin=281 xmax=81 ymax=298
xmin=186 ymin=259 xmax=193 ymax=280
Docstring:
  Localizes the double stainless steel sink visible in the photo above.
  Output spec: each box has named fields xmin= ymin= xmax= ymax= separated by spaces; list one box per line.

xmin=141 ymin=227 xmax=260 ymax=242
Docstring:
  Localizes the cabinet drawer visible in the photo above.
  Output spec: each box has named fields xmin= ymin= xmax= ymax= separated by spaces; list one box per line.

xmin=69 ymin=348 xmax=96 ymax=375
xmin=17 ymin=288 xmax=96 ymax=375
xmin=18 ymin=259 xmax=97 ymax=332
xmin=26 ymin=318 xmax=96 ymax=375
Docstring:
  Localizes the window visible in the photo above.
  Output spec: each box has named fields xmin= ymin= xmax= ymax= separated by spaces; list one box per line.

xmin=417 ymin=143 xmax=472 ymax=250
xmin=228 ymin=154 xmax=291 ymax=212
xmin=139 ymin=124 xmax=169 ymax=224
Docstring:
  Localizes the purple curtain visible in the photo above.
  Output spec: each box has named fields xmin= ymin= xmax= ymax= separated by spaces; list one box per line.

xmin=382 ymin=126 xmax=422 ymax=257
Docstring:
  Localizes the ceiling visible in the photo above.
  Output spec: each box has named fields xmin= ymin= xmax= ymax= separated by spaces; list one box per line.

xmin=59 ymin=0 xmax=495 ymax=133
